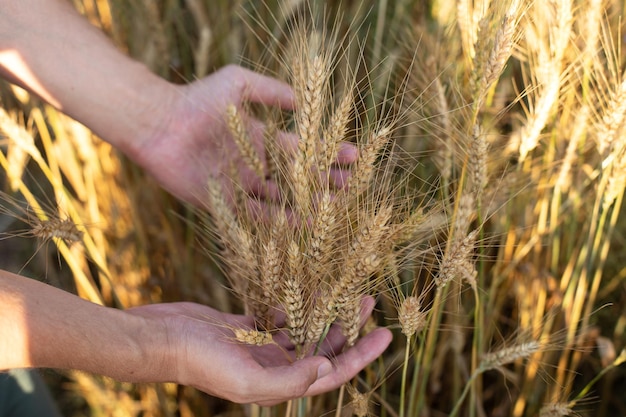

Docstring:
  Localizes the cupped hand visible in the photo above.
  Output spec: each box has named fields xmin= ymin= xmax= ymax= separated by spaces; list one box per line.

xmin=126 ymin=300 xmax=391 ymax=406
xmin=132 ymin=64 xmax=357 ymax=211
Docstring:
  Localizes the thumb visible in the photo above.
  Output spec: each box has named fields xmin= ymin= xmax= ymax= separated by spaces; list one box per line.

xmin=254 ymin=357 xmax=333 ymax=406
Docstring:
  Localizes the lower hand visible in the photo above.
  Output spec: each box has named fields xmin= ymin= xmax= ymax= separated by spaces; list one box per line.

xmin=126 ymin=299 xmax=391 ymax=406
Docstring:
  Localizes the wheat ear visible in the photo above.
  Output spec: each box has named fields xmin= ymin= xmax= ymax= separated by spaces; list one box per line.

xmin=347 ymin=126 xmax=393 ymax=197
xmin=399 ymin=296 xmax=428 ymax=338
xmin=225 ymin=104 xmax=265 ymax=181
xmin=283 ymin=240 xmax=307 ymax=357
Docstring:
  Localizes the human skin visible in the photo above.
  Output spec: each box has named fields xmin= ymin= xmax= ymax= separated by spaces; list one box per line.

xmin=0 ymin=270 xmax=391 ymax=405
xmin=0 ymin=0 xmax=392 ymax=406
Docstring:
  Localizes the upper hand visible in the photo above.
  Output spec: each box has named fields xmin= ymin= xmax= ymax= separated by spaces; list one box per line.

xmin=131 ymin=65 xmax=357 ymax=210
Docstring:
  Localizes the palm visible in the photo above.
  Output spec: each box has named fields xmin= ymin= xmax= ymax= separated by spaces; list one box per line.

xmin=136 ymin=65 xmax=294 ymax=208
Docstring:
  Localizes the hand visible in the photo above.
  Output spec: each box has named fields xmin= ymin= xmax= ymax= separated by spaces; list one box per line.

xmin=126 ymin=300 xmax=392 ymax=406
xmin=132 ymin=65 xmax=357 ymax=210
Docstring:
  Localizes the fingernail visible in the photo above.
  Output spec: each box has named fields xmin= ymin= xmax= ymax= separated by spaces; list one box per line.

xmin=317 ymin=362 xmax=332 ymax=379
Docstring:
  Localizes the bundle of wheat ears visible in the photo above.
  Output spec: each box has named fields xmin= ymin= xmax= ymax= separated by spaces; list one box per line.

xmin=199 ymin=27 xmax=443 ymax=359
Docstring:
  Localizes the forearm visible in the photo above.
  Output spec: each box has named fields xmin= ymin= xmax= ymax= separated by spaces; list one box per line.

xmin=0 ymin=0 xmax=175 ymax=157
xmin=0 ymin=270 xmax=168 ymax=382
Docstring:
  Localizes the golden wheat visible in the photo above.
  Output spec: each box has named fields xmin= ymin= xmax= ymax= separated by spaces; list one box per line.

xmin=398 ymin=296 xmax=427 ymax=338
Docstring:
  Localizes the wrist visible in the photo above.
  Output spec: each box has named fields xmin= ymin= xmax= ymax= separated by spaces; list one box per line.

xmin=121 ymin=308 xmax=178 ymax=384
xmin=104 ymin=73 xmax=178 ymax=162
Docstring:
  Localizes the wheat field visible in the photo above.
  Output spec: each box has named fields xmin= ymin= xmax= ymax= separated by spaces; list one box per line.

xmin=1 ymin=0 xmax=626 ymax=416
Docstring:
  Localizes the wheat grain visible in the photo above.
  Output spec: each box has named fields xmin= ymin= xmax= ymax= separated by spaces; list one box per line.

xmin=233 ymin=328 xmax=275 ymax=346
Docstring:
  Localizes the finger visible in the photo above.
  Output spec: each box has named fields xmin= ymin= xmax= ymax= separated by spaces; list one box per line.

xmin=245 ymin=177 xmax=282 ymax=201
xmin=252 ymin=356 xmax=332 ymax=406
xmin=243 ymin=197 xmax=296 ymax=225
xmin=302 ymin=327 xmax=392 ymax=398
xmin=234 ymin=66 xmax=295 ymax=110
xmin=328 ymin=167 xmax=351 ymax=189
xmin=317 ymin=296 xmax=376 ymax=356
xmin=337 ymin=141 xmax=358 ymax=164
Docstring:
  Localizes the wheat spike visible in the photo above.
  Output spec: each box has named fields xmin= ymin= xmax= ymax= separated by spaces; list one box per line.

xmin=595 ymin=75 xmax=626 ymax=155
xmin=205 ymin=177 xmax=260 ymax=313
xmin=350 ymin=388 xmax=371 ymax=417
xmin=296 ymin=53 xmax=328 ymax=175
xmin=457 ymin=0 xmax=477 ymax=61
xmin=333 ymin=205 xmax=393 ymax=310
xmin=399 ymin=296 xmax=427 ymax=338
xmin=453 ymin=191 xmax=476 ymax=238
xmin=306 ymin=289 xmax=335 ymax=348
xmin=31 ymin=217 xmax=84 ymax=244
xmin=307 ymin=191 xmax=336 ymax=279
xmin=290 ymin=154 xmax=311 ymax=217
xmin=518 ymin=0 xmax=573 ymax=162
xmin=339 ymin=298 xmax=361 ymax=347
xmin=479 ymin=340 xmax=540 ymax=371
xmin=233 ymin=328 xmax=275 ymax=346
xmin=0 ymin=108 xmax=34 ymax=192
xmin=258 ymin=236 xmax=282 ymax=327
xmin=348 ymin=126 xmax=393 ymax=197
xmin=469 ymin=16 xmax=493 ymax=101
xmin=283 ymin=240 xmax=307 ymax=356
xmin=321 ymin=90 xmax=353 ymax=173
xmin=431 ymin=75 xmax=453 ymax=182
xmin=474 ymin=11 xmax=517 ymax=106
xmin=225 ymin=104 xmax=265 ymax=181
xmin=602 ymin=145 xmax=626 ymax=210
xmin=538 ymin=403 xmax=575 ymax=417
xmin=555 ymin=105 xmax=590 ymax=191
xmin=436 ymin=229 xmax=478 ymax=289
xmin=468 ymin=124 xmax=488 ymax=199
